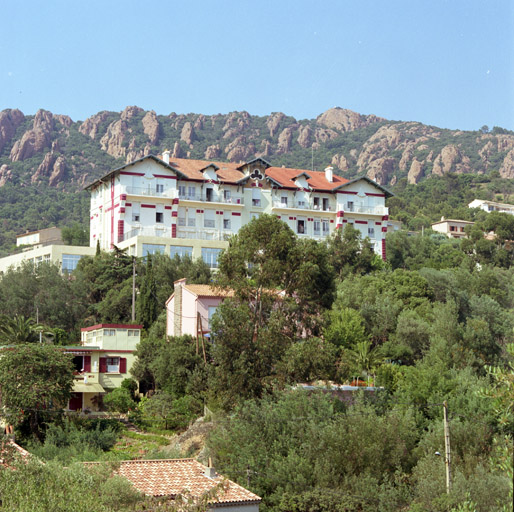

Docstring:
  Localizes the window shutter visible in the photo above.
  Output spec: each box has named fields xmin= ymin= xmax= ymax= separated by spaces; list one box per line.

xmin=99 ymin=357 xmax=107 ymax=373
xmin=83 ymin=356 xmax=91 ymax=372
xmin=119 ymin=358 xmax=127 ymax=373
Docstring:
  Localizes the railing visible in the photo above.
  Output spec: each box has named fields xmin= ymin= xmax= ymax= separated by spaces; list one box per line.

xmin=179 ymin=194 xmax=244 ymax=205
xmin=176 ymin=228 xmax=233 ymax=241
xmin=272 ymin=200 xmax=333 ymax=211
xmin=344 ymin=205 xmax=388 ymax=215
xmin=122 ymin=227 xmax=172 ymax=241
xmin=124 ymin=186 xmax=176 ymax=198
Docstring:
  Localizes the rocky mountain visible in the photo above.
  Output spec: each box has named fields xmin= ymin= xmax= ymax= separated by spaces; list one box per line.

xmin=1 ymin=106 xmax=513 ymax=191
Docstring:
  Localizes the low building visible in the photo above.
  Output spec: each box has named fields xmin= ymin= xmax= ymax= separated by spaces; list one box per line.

xmin=0 ymin=239 xmax=95 ymax=274
xmin=431 ymin=217 xmax=474 ymax=239
xmin=468 ymin=199 xmax=514 ymax=215
xmin=85 ymin=458 xmax=261 ymax=511
xmin=65 ymin=323 xmax=142 ymax=411
xmin=166 ymin=278 xmax=233 ymax=339
xmin=16 ymin=227 xmax=63 ymax=248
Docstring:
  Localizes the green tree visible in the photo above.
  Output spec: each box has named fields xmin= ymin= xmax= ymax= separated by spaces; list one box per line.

xmin=0 ymin=314 xmax=43 ymax=344
xmin=0 ymin=344 xmax=74 ymax=440
xmin=103 ymin=388 xmax=136 ymax=414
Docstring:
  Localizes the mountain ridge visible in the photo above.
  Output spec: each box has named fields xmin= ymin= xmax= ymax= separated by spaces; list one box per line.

xmin=1 ymin=106 xmax=513 ymax=192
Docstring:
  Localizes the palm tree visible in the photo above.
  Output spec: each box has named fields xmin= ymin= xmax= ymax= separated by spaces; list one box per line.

xmin=0 ymin=315 xmax=45 ymax=344
xmin=345 ymin=339 xmax=385 ymax=385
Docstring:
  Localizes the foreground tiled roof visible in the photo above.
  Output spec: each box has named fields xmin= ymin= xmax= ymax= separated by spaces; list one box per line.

xmin=167 ymin=157 xmax=244 ymax=184
xmin=265 ymin=166 xmax=349 ymax=191
xmin=184 ymin=284 xmax=234 ymax=298
xmin=87 ymin=459 xmax=261 ymax=504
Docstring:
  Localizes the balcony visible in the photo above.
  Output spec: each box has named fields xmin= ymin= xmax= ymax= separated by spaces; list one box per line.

xmin=179 ymin=193 xmax=244 ymax=205
xmin=176 ymin=228 xmax=233 ymax=241
xmin=344 ymin=205 xmax=388 ymax=215
xmin=122 ymin=227 xmax=172 ymax=241
xmin=272 ymin=200 xmax=333 ymax=212
xmin=124 ymin=186 xmax=176 ymax=198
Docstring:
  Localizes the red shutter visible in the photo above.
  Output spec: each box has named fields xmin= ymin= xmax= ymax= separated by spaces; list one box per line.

xmin=99 ymin=357 xmax=107 ymax=373
xmin=119 ymin=358 xmax=127 ymax=373
xmin=83 ymin=356 xmax=91 ymax=372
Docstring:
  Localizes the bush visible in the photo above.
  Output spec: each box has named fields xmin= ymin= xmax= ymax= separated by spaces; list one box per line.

xmin=103 ymin=388 xmax=136 ymax=414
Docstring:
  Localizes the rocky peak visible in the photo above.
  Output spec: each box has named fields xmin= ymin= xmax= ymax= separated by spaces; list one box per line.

xmin=180 ymin=122 xmax=196 ymax=146
xmin=297 ymin=125 xmax=313 ymax=148
xmin=432 ymin=145 xmax=462 ymax=176
xmin=100 ymin=119 xmax=128 ymax=158
xmin=142 ymin=110 xmax=160 ymax=145
xmin=10 ymin=109 xmax=54 ymax=162
xmin=316 ymin=107 xmax=384 ymax=132
xmin=266 ymin=112 xmax=285 ymax=137
xmin=79 ymin=111 xmax=111 ymax=140
xmin=121 ymin=105 xmax=144 ymax=121
xmin=0 ymin=109 xmax=25 ymax=153
xmin=0 ymin=164 xmax=13 ymax=187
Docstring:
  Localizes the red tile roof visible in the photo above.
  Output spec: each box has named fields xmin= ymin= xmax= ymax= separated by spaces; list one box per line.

xmin=265 ymin=166 xmax=349 ymax=191
xmin=183 ymin=284 xmax=234 ymax=298
xmin=86 ymin=459 xmax=261 ymax=504
xmin=166 ymin=157 xmax=244 ymax=184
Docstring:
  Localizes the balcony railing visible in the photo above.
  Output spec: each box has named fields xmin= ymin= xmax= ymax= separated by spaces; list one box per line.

xmin=179 ymin=194 xmax=244 ymax=205
xmin=272 ymin=200 xmax=333 ymax=211
xmin=122 ymin=227 xmax=172 ymax=241
xmin=124 ymin=186 xmax=176 ymax=198
xmin=176 ymin=228 xmax=233 ymax=241
xmin=344 ymin=205 xmax=388 ymax=215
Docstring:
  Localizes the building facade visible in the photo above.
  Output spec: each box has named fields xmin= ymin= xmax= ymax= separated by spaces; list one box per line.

xmin=468 ymin=199 xmax=514 ymax=215
xmin=86 ymin=153 xmax=393 ymax=267
xmin=65 ymin=323 xmax=142 ymax=411
xmin=431 ymin=217 xmax=474 ymax=239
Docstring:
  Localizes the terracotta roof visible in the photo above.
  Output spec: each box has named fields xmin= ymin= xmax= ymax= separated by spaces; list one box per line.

xmin=183 ymin=284 xmax=234 ymax=298
xmin=165 ymin=157 xmax=245 ymax=184
xmin=86 ymin=459 xmax=261 ymax=504
xmin=265 ymin=166 xmax=349 ymax=191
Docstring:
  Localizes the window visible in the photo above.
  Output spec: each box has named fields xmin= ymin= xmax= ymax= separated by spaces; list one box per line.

xmin=128 ymin=330 xmax=139 ymax=337
xmin=62 ymin=254 xmax=82 ymax=272
xmin=297 ymin=219 xmax=305 ymax=234
xmin=223 ymin=218 xmax=231 ymax=230
xmin=368 ymin=227 xmax=375 ymax=238
xmin=156 ymin=183 xmax=164 ymax=194
xmin=106 ymin=357 xmax=120 ymax=373
xmin=313 ymin=197 xmax=320 ymax=209
xmin=143 ymin=244 xmax=165 ymax=256
xmin=132 ymin=202 xmax=140 ymax=222
xmin=188 ymin=186 xmax=196 ymax=199
xmin=450 ymin=226 xmax=456 ymax=232
xmin=104 ymin=329 xmax=115 ymax=336
xmin=252 ymin=188 xmax=261 ymax=207
xmin=170 ymin=246 xmax=193 ymax=259
xmin=224 ymin=190 xmax=231 ymax=202
xmin=347 ymin=201 xmax=354 ymax=212
xmin=322 ymin=220 xmax=330 ymax=235
xmin=208 ymin=306 xmax=217 ymax=329
xmin=178 ymin=216 xmax=186 ymax=226
xmin=313 ymin=220 xmax=321 ymax=236
xmin=178 ymin=185 xmax=186 ymax=198
xmin=156 ymin=212 xmax=163 ymax=223
xmin=204 ymin=209 xmax=215 ymax=228
xmin=281 ymin=196 xmax=288 ymax=206
xmin=72 ymin=356 xmax=84 ymax=372
xmin=188 ymin=215 xmax=196 ymax=227
xmin=206 ymin=188 xmax=214 ymax=202
xmin=202 ymin=248 xmax=222 ymax=268
xmin=322 ymin=198 xmax=329 ymax=211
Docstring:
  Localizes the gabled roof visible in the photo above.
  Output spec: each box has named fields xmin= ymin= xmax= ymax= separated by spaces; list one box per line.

xmin=84 ymin=155 xmax=188 ymax=191
xmin=335 ymin=176 xmax=394 ymax=197
xmin=236 ymin=157 xmax=271 ymax=170
xmin=85 ymin=459 xmax=261 ymax=504
xmin=265 ymin=166 xmax=349 ymax=191
xmin=166 ymin=157 xmax=244 ymax=184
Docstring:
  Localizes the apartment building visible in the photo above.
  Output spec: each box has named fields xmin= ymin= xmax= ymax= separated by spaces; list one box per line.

xmin=86 ymin=153 xmax=393 ymax=267
xmin=468 ymin=199 xmax=514 ymax=215
xmin=431 ymin=217 xmax=474 ymax=239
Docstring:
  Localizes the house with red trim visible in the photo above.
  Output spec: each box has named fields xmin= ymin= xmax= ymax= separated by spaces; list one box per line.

xmin=65 ymin=323 xmax=142 ymax=411
xmin=85 ymin=153 xmax=393 ymax=266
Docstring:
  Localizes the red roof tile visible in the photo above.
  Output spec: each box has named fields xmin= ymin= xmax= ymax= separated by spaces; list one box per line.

xmin=86 ymin=459 xmax=261 ymax=504
xmin=166 ymin=157 xmax=244 ymax=184
xmin=265 ymin=166 xmax=349 ymax=191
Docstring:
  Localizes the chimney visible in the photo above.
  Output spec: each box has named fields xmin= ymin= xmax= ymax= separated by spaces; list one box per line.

xmin=173 ymin=278 xmax=186 ymax=336
xmin=204 ymin=457 xmax=217 ymax=478
xmin=162 ymin=149 xmax=171 ymax=165
xmin=325 ymin=166 xmax=334 ymax=183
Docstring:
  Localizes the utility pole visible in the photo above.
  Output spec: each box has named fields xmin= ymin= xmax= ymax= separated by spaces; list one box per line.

xmin=131 ymin=257 xmax=136 ymax=322
xmin=443 ymin=401 xmax=452 ymax=494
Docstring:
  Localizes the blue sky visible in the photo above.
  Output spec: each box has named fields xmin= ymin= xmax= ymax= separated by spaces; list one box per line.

xmin=1 ymin=0 xmax=513 ymax=130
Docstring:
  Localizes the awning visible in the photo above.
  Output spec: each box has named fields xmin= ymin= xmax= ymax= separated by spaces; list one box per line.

xmin=72 ymin=383 xmax=105 ymax=394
